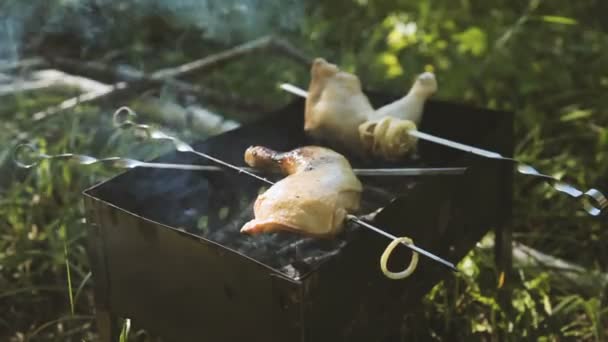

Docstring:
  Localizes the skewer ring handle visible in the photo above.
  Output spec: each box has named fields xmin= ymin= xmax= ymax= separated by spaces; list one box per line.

xmin=112 ymin=106 xmax=137 ymax=127
xmin=583 ymin=188 xmax=608 ymax=216
xmin=13 ymin=144 xmax=44 ymax=169
xmin=380 ymin=236 xmax=419 ymax=280
xmin=113 ymin=106 xmax=153 ymax=139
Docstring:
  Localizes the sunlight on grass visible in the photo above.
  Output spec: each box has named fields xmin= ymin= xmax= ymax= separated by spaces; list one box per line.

xmin=62 ymin=224 xmax=75 ymax=316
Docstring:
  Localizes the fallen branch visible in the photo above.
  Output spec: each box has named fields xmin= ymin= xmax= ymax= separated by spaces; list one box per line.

xmin=479 ymin=238 xmax=608 ymax=295
xmin=38 ymin=35 xmax=308 ymax=121
xmin=0 ymin=69 xmax=112 ymax=97
xmin=0 ymin=77 xmax=56 ymax=96
xmin=49 ymin=57 xmax=276 ymax=113
xmin=49 ymin=58 xmax=146 ymax=84
xmin=269 ymin=37 xmax=312 ymax=66
xmin=0 ymin=57 xmax=46 ymax=73
xmin=150 ymin=36 xmax=310 ymax=80
xmin=53 ymin=36 xmax=310 ymax=82
xmin=513 ymin=242 xmax=608 ymax=291
xmin=32 ymin=82 xmax=127 ymax=121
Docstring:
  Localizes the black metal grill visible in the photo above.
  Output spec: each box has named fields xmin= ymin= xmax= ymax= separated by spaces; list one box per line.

xmin=83 ymin=93 xmax=513 ymax=341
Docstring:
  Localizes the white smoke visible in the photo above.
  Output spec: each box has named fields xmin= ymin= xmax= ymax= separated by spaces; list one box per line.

xmin=0 ymin=2 xmax=27 ymax=65
xmin=0 ymin=0 xmax=306 ymax=64
xmin=0 ymin=18 xmax=18 ymax=64
xmin=138 ymin=0 xmax=305 ymax=42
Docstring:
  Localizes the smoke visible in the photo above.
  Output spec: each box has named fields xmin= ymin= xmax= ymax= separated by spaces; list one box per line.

xmin=137 ymin=0 xmax=306 ymax=42
xmin=0 ymin=19 xmax=17 ymax=64
xmin=0 ymin=0 xmax=306 ymax=65
xmin=0 ymin=2 xmax=27 ymax=65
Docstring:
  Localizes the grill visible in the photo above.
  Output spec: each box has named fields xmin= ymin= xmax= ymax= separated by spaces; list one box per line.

xmin=83 ymin=92 xmax=513 ymax=341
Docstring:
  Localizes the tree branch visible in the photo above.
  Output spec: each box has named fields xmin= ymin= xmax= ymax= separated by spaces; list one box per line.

xmin=150 ymin=36 xmax=310 ymax=80
xmin=0 ymin=69 xmax=112 ymax=97
xmin=35 ymin=35 xmax=309 ymax=121
xmin=49 ymin=57 xmax=276 ymax=113
xmin=479 ymin=238 xmax=608 ymax=296
xmin=32 ymin=82 xmax=127 ymax=121
xmin=0 ymin=57 xmax=46 ymax=73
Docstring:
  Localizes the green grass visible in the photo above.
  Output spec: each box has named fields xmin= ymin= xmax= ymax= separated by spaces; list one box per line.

xmin=62 ymin=224 xmax=75 ymax=316
xmin=1 ymin=0 xmax=607 ymax=340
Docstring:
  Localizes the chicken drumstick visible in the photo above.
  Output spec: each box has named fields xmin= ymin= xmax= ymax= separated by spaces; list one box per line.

xmin=305 ymin=58 xmax=374 ymax=158
xmin=240 ymin=145 xmax=363 ymax=237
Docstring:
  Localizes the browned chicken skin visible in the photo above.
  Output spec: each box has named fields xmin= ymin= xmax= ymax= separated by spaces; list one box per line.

xmin=240 ymin=146 xmax=363 ymax=237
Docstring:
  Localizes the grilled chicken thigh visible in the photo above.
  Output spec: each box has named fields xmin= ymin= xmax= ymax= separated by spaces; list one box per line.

xmin=240 ymin=145 xmax=362 ymax=237
xmin=304 ymin=58 xmax=374 ymax=157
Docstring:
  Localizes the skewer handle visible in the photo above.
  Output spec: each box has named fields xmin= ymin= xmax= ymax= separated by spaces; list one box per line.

xmin=347 ymin=215 xmax=457 ymax=272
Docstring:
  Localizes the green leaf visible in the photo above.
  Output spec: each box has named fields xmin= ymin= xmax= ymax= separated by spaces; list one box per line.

xmin=386 ymin=21 xmax=418 ymax=51
xmin=377 ymin=52 xmax=404 ymax=78
xmin=540 ymin=15 xmax=578 ymax=25
xmin=453 ymin=27 xmax=487 ymax=56
xmin=560 ymin=109 xmax=593 ymax=122
xmin=543 ymin=295 xmax=552 ymax=315
xmin=599 ymin=129 xmax=608 ymax=146
xmin=553 ymin=295 xmax=583 ymax=315
xmin=472 ymin=318 xmax=493 ymax=333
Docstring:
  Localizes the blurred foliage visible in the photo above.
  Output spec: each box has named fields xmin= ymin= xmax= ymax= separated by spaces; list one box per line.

xmin=1 ymin=0 xmax=607 ymax=340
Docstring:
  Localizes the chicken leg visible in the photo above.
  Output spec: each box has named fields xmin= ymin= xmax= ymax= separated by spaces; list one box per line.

xmin=305 ymin=58 xmax=375 ymax=158
xmin=241 ymin=145 xmax=363 ymax=237
xmin=368 ymin=72 xmax=437 ymax=125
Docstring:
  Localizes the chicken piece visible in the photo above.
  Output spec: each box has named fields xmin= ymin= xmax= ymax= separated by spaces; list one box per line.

xmin=357 ymin=72 xmax=436 ymax=160
xmin=368 ymin=72 xmax=437 ymax=125
xmin=358 ymin=116 xmax=418 ymax=161
xmin=240 ymin=145 xmax=362 ymax=237
xmin=305 ymin=58 xmax=375 ymax=157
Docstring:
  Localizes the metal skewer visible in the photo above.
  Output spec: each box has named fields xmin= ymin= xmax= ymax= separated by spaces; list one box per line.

xmin=11 ymin=146 xmax=466 ymax=177
xmin=112 ymin=106 xmax=458 ymax=272
xmin=346 ymin=215 xmax=455 ymax=270
xmin=12 ymin=145 xmax=465 ymax=177
xmin=11 ymin=144 xmax=230 ymax=171
xmin=279 ymin=83 xmax=608 ymax=217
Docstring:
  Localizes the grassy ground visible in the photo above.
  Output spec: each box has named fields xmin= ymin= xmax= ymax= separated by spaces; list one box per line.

xmin=1 ymin=1 xmax=607 ymax=341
